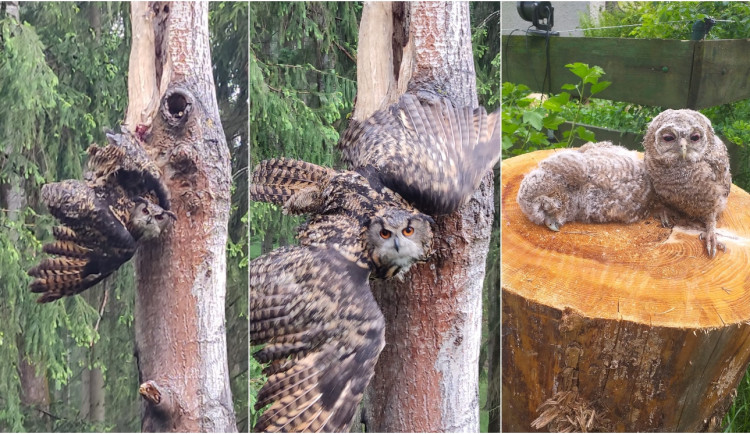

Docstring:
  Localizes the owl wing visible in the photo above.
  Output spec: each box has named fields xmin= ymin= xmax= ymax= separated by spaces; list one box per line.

xmin=711 ymin=136 xmax=732 ymax=198
xmin=28 ymin=180 xmax=136 ymax=302
xmin=86 ymin=128 xmax=171 ymax=210
xmin=339 ymin=93 xmax=500 ymax=215
xmin=251 ymin=243 xmax=384 ymax=433
xmin=249 ymin=158 xmax=337 ymax=209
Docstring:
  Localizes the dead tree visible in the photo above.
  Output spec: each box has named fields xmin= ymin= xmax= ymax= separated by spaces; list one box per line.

xmin=356 ymin=2 xmax=495 ymax=431
xmin=125 ymin=2 xmax=236 ymax=432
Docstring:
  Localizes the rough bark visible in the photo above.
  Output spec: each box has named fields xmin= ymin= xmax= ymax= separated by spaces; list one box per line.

xmin=16 ymin=346 xmax=50 ymax=418
xmin=359 ymin=2 xmax=490 ymax=431
xmin=502 ymin=150 xmax=750 ymax=432
xmin=487 ymin=169 xmax=501 ymax=434
xmin=127 ymin=2 xmax=236 ymax=432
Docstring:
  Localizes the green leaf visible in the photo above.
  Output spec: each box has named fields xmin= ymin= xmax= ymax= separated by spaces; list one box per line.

xmin=502 ymin=135 xmax=514 ymax=150
xmin=590 ymin=81 xmax=611 ymax=95
xmin=522 ymin=109 xmax=545 ymax=130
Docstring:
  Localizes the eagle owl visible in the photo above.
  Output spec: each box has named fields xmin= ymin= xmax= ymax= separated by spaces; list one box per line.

xmin=28 ymin=129 xmax=175 ymax=303
xmin=643 ymin=109 xmax=731 ymax=257
xmin=517 ymin=141 xmax=654 ymax=231
xmin=250 ymin=94 xmax=499 ymax=432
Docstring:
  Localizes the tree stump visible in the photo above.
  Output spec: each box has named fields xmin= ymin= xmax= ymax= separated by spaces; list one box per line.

xmin=502 ymin=149 xmax=750 ymax=432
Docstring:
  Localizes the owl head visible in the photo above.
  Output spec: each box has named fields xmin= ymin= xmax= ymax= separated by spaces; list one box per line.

xmin=517 ymin=168 xmax=571 ymax=231
xmin=644 ymin=109 xmax=716 ymax=163
xmin=367 ymin=207 xmax=434 ymax=279
xmin=130 ymin=197 xmax=176 ymax=241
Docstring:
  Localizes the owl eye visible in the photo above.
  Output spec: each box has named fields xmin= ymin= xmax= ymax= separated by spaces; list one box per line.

xmin=155 ymin=214 xmax=165 ymax=221
xmin=662 ymin=134 xmax=675 ymax=142
xmin=690 ymin=133 xmax=701 ymax=141
xmin=141 ymin=207 xmax=150 ymax=215
xmin=402 ymin=226 xmax=414 ymax=236
xmin=379 ymin=229 xmax=392 ymax=239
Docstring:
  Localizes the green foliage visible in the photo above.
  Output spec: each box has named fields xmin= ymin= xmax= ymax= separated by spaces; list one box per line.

xmin=576 ymin=2 xmax=750 ymax=194
xmin=581 ymin=2 xmax=750 ymax=40
xmin=0 ymin=2 xmax=248 ymax=431
xmin=472 ymin=2 xmax=500 ymax=110
xmin=211 ymin=2 xmax=249 ymax=430
xmin=503 ymin=63 xmax=612 ymax=156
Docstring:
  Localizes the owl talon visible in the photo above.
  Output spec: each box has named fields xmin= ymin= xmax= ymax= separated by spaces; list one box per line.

xmin=659 ymin=212 xmax=672 ymax=228
xmin=700 ymin=231 xmax=724 ymax=259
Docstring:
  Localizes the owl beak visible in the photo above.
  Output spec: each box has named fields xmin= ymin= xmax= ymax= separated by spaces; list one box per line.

xmin=545 ymin=216 xmax=560 ymax=232
xmin=393 ymin=237 xmax=400 ymax=252
xmin=680 ymin=138 xmax=687 ymax=160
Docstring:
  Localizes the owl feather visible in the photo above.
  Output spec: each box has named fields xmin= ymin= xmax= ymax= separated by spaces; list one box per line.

xmin=251 ymin=234 xmax=384 ymax=433
xmin=517 ymin=141 xmax=655 ymax=231
xmin=339 ymin=93 xmax=500 ymax=215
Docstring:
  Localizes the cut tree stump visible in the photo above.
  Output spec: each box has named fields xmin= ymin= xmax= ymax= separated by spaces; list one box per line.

xmin=502 ymin=149 xmax=750 ymax=432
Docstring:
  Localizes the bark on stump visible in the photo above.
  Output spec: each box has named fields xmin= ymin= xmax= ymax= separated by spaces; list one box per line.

xmin=502 ymin=149 xmax=750 ymax=432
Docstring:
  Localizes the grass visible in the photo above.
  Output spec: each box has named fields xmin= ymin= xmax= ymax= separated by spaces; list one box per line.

xmin=724 ymin=367 xmax=750 ymax=432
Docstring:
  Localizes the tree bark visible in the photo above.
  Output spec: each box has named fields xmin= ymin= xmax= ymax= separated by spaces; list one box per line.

xmin=487 ymin=169 xmax=501 ymax=434
xmin=358 ymin=2 xmax=490 ymax=431
xmin=127 ymin=2 xmax=236 ymax=432
xmin=502 ymin=150 xmax=750 ymax=432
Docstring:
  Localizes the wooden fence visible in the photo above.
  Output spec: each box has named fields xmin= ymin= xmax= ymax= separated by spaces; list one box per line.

xmin=502 ymin=36 xmax=750 ymax=109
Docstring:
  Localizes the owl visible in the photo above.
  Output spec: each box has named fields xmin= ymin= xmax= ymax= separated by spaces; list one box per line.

xmin=251 ymin=214 xmax=381 ymax=433
xmin=517 ymin=141 xmax=654 ymax=231
xmin=643 ymin=109 xmax=731 ymax=257
xmin=250 ymin=94 xmax=499 ymax=432
xmin=28 ymin=128 xmax=175 ymax=302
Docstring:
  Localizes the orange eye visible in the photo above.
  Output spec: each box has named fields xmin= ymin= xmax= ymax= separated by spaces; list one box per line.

xmin=380 ymin=229 xmax=392 ymax=239
xmin=402 ymin=226 xmax=414 ymax=236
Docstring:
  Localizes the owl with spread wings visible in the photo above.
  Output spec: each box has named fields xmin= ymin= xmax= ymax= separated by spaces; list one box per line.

xmin=250 ymin=94 xmax=500 ymax=432
xmin=28 ymin=129 xmax=175 ymax=303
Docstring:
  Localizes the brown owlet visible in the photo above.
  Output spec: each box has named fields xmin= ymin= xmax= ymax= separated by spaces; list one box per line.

xmin=643 ymin=109 xmax=731 ymax=258
xmin=517 ymin=141 xmax=654 ymax=231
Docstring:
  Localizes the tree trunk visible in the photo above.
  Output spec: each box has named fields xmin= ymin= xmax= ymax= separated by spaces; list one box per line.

xmin=127 ymin=2 xmax=236 ymax=432
xmin=502 ymin=150 xmax=750 ymax=432
xmin=17 ymin=345 xmax=50 ymax=420
xmin=486 ymin=169 xmax=501 ymax=434
xmin=358 ymin=2 xmax=490 ymax=431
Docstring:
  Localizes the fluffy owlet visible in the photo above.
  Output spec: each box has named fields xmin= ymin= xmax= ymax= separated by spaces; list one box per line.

xmin=518 ymin=141 xmax=654 ymax=231
xmin=28 ymin=129 xmax=175 ymax=302
xmin=250 ymin=94 xmax=499 ymax=432
xmin=643 ymin=109 xmax=731 ymax=258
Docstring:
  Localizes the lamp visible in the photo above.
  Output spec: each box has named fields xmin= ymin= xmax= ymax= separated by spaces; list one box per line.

xmin=517 ymin=1 xmax=559 ymax=36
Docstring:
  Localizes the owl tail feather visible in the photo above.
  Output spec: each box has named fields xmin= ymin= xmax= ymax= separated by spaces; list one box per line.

xmin=250 ymin=158 xmax=334 ymax=206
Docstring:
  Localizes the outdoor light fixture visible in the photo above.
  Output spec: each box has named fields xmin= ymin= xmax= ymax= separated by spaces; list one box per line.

xmin=517 ymin=1 xmax=559 ymax=36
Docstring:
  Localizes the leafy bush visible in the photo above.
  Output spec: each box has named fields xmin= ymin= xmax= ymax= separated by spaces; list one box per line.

xmin=502 ymin=62 xmax=610 ymax=156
